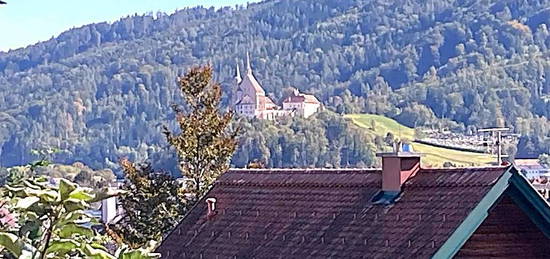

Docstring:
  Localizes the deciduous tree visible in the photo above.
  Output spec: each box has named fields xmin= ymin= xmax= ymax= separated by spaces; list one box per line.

xmin=163 ymin=65 xmax=238 ymax=199
xmin=0 ymin=175 xmax=158 ymax=258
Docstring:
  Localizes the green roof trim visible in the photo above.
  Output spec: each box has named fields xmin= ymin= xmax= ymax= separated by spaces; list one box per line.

xmin=432 ymin=166 xmax=550 ymax=259
xmin=508 ymin=173 xmax=550 ymax=237
xmin=431 ymin=166 xmax=512 ymax=259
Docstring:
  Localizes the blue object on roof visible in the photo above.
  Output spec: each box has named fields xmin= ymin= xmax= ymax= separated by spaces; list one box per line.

xmin=402 ymin=143 xmax=413 ymax=152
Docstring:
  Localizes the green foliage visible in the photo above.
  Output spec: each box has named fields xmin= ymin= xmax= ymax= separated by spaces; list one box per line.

xmin=2 ymin=0 xmax=550 ymax=169
xmin=0 ymin=176 xmax=160 ymax=258
xmin=29 ymin=147 xmax=60 ymax=172
xmin=163 ymin=66 xmax=238 ymax=197
xmin=347 ymin=114 xmax=494 ymax=166
xmin=2 ymin=162 xmax=116 ymax=191
xmin=384 ymin=132 xmax=395 ymax=147
xmin=111 ymin=159 xmax=187 ymax=249
xmin=233 ymin=111 xmax=376 ymax=168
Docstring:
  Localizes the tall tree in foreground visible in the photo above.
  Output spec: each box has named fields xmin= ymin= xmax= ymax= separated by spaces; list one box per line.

xmin=163 ymin=65 xmax=238 ymax=199
xmin=110 ymin=159 xmax=187 ymax=249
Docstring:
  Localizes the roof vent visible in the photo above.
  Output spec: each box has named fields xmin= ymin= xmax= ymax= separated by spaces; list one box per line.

xmin=206 ymin=197 xmax=217 ymax=219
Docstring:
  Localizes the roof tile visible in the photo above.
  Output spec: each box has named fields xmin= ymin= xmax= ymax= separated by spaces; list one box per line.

xmin=157 ymin=167 xmax=508 ymax=258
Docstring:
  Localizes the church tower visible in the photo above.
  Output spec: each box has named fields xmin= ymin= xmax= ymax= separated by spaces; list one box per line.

xmin=233 ymin=52 xmax=271 ymax=118
xmin=232 ymin=59 xmax=243 ymax=109
xmin=234 ymin=58 xmax=242 ymax=85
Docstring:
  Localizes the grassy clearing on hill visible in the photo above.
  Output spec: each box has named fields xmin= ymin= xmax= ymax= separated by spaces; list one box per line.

xmin=345 ymin=114 xmax=495 ymax=167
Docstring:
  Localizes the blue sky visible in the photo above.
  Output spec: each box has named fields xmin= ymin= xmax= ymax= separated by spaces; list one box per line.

xmin=0 ymin=0 xmax=256 ymax=51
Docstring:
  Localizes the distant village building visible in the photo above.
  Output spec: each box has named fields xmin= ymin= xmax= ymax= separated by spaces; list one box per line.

xmin=515 ymin=159 xmax=550 ymax=199
xmin=515 ymin=159 xmax=550 ymax=180
xmin=232 ymin=53 xmax=321 ymax=120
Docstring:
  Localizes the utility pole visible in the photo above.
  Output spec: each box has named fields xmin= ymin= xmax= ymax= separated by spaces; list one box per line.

xmin=478 ymin=127 xmax=510 ymax=165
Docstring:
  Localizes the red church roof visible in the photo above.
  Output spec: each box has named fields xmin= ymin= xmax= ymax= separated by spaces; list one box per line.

xmin=240 ymin=71 xmax=265 ymax=95
xmin=283 ymin=93 xmax=320 ymax=104
xmin=156 ymin=165 xmax=550 ymax=258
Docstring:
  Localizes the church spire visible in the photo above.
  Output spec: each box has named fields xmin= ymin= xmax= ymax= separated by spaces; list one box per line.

xmin=234 ymin=58 xmax=242 ymax=84
xmin=246 ymin=51 xmax=252 ymax=75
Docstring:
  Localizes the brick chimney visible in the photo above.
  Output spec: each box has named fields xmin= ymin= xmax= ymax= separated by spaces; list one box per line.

xmin=376 ymin=142 xmax=422 ymax=197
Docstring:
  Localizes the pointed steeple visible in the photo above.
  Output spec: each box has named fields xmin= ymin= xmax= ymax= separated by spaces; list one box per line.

xmin=246 ymin=51 xmax=252 ymax=75
xmin=234 ymin=58 xmax=242 ymax=84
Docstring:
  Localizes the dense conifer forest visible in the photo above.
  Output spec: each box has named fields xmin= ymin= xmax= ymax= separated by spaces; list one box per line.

xmin=1 ymin=0 xmax=550 ymax=172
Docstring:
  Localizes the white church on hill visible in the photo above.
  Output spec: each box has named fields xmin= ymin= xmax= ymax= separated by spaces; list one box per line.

xmin=232 ymin=53 xmax=321 ymax=120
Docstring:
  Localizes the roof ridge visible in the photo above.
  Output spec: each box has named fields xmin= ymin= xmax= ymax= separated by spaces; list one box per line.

xmin=227 ymin=168 xmax=381 ymax=174
xmin=419 ymin=166 xmax=507 ymax=173
xmin=216 ymin=181 xmax=379 ymax=188
xmin=227 ymin=167 xmax=506 ymax=174
xmin=405 ymin=183 xmax=494 ymax=188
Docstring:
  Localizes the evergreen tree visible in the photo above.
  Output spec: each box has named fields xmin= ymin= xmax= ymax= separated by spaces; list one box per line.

xmin=111 ymin=159 xmax=187 ymax=249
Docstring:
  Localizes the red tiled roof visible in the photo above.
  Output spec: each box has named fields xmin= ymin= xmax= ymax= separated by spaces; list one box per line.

xmin=240 ymin=72 xmax=265 ymax=95
xmin=283 ymin=95 xmax=305 ymax=103
xmin=157 ymin=167 xmax=508 ymax=258
xmin=514 ymin=159 xmax=541 ymax=167
xmin=303 ymin=94 xmax=320 ymax=104
xmin=283 ymin=94 xmax=320 ymax=104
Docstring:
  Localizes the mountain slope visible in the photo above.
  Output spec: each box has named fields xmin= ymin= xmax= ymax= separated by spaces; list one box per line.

xmin=1 ymin=0 xmax=550 ymax=169
xmin=345 ymin=114 xmax=494 ymax=166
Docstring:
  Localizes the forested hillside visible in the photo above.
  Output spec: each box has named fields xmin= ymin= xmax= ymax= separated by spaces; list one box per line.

xmin=1 ymin=0 xmax=550 ymax=171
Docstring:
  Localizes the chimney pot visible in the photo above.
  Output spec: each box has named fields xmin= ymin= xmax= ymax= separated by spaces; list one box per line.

xmin=206 ymin=198 xmax=217 ymax=219
xmin=373 ymin=149 xmax=423 ymax=204
xmin=376 ymin=151 xmax=422 ymax=192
